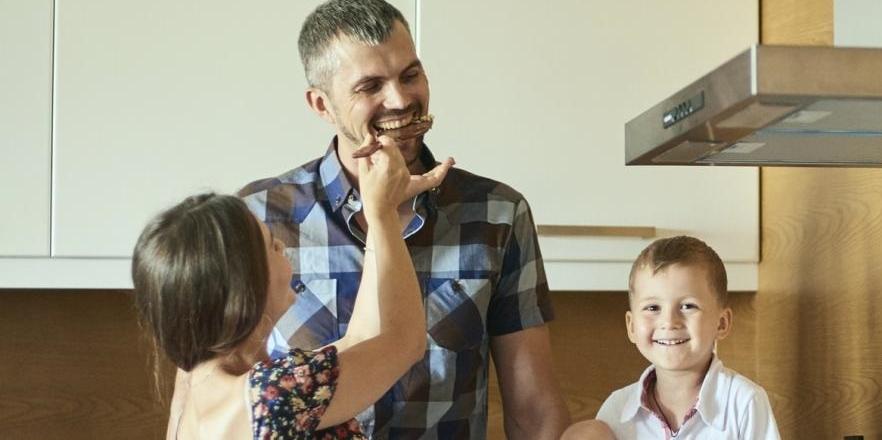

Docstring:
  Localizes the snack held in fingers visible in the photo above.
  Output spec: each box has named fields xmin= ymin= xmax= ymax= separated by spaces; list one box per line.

xmin=352 ymin=114 xmax=435 ymax=159
xmin=376 ymin=114 xmax=433 ymax=141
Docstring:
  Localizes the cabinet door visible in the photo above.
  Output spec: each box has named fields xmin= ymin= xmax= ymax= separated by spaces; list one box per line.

xmin=0 ymin=0 xmax=52 ymax=256
xmin=419 ymin=1 xmax=759 ymax=288
xmin=52 ymin=0 xmax=413 ymax=257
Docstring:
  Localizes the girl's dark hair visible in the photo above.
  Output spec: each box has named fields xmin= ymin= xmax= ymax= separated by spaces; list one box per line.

xmin=132 ymin=193 xmax=269 ymax=372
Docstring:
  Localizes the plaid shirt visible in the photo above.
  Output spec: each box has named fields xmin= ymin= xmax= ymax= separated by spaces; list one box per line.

xmin=239 ymin=139 xmax=553 ymax=439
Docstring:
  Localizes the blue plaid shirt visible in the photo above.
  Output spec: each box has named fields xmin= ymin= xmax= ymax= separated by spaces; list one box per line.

xmin=239 ymin=139 xmax=553 ymax=439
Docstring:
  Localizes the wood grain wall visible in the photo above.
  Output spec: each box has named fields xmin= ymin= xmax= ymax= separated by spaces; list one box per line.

xmin=759 ymin=0 xmax=882 ymax=438
xmin=0 ymin=290 xmax=173 ymax=439
xmin=0 ymin=289 xmax=757 ymax=439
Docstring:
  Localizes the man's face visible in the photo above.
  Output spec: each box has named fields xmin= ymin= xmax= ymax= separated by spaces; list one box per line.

xmin=626 ymin=264 xmax=731 ymax=376
xmin=319 ymin=21 xmax=430 ymax=172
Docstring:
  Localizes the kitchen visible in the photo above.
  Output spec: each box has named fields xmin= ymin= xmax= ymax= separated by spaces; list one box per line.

xmin=1 ymin=0 xmax=880 ymax=438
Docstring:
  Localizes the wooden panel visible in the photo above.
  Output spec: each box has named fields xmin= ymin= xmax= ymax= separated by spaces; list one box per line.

xmin=486 ymin=292 xmax=757 ymax=439
xmin=0 ymin=290 xmax=757 ymax=439
xmin=0 ymin=291 xmax=172 ymax=439
xmin=761 ymin=0 xmax=832 ymax=45
xmin=758 ymin=168 xmax=882 ymax=439
xmin=759 ymin=1 xmax=882 ymax=438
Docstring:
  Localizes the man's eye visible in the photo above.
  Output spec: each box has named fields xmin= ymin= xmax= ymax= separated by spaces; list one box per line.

xmin=402 ymin=70 xmax=420 ymax=82
xmin=358 ymin=82 xmax=381 ymax=93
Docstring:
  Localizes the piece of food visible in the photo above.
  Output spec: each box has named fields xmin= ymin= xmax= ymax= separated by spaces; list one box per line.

xmin=352 ymin=114 xmax=435 ymax=158
xmin=377 ymin=114 xmax=434 ymax=141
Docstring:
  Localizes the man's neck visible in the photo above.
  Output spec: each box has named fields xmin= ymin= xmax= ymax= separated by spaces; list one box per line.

xmin=336 ymin=139 xmax=428 ymax=190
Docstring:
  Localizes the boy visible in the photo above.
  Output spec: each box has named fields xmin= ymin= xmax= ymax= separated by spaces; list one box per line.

xmin=566 ymin=236 xmax=779 ymax=439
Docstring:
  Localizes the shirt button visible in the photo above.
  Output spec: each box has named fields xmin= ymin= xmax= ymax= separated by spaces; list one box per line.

xmin=293 ymin=282 xmax=306 ymax=294
xmin=451 ymin=280 xmax=463 ymax=292
xmin=347 ymin=194 xmax=358 ymax=204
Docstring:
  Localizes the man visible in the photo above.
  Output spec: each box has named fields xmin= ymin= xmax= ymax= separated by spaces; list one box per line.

xmin=239 ymin=0 xmax=569 ymax=438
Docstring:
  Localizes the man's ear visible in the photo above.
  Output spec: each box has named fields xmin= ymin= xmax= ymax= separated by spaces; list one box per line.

xmin=306 ymin=87 xmax=335 ymax=124
xmin=716 ymin=307 xmax=733 ymax=341
xmin=625 ymin=310 xmax=637 ymax=344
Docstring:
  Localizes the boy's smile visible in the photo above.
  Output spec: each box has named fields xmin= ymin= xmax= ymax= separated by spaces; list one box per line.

xmin=626 ymin=263 xmax=732 ymax=375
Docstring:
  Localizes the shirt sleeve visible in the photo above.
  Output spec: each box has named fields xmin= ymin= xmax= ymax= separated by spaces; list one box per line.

xmin=739 ymin=388 xmax=781 ymax=440
xmin=487 ymin=198 xmax=554 ymax=336
xmin=249 ymin=345 xmax=341 ymax=438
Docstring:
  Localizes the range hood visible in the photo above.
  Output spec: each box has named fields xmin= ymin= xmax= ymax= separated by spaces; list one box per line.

xmin=626 ymin=45 xmax=882 ymax=166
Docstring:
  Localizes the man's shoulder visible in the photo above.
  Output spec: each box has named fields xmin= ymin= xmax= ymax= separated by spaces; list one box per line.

xmin=443 ymin=166 xmax=527 ymax=204
xmin=237 ymin=157 xmax=323 ymax=198
xmin=237 ymin=157 xmax=324 ymax=222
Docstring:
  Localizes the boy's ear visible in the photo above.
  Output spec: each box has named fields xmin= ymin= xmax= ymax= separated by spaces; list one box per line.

xmin=625 ymin=310 xmax=637 ymax=344
xmin=716 ymin=307 xmax=733 ymax=340
xmin=306 ymin=87 xmax=336 ymax=125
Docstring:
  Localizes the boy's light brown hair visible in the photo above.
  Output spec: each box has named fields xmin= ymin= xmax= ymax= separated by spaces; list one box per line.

xmin=628 ymin=235 xmax=728 ymax=306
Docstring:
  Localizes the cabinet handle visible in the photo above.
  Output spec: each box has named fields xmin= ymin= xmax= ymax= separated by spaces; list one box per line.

xmin=537 ymin=225 xmax=656 ymax=238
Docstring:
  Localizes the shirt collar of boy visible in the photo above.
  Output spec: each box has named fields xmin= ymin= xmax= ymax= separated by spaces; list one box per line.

xmin=619 ymin=354 xmax=729 ymax=432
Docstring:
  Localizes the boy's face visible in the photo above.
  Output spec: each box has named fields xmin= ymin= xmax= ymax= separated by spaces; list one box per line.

xmin=626 ymin=263 xmax=732 ymax=376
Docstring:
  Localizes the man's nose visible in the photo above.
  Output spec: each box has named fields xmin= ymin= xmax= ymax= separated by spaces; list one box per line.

xmin=382 ymin=81 xmax=409 ymax=109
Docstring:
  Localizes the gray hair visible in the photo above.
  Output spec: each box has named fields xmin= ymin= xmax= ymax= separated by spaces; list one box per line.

xmin=298 ymin=0 xmax=411 ymax=90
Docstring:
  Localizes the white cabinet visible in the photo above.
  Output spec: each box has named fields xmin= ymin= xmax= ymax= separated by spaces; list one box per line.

xmin=51 ymin=0 xmax=414 ymax=258
xmin=418 ymin=0 xmax=759 ymax=290
xmin=2 ymin=0 xmax=759 ymax=290
xmin=0 ymin=0 xmax=52 ymax=257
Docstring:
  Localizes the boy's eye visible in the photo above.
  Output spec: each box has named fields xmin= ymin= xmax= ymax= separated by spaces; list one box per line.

xmin=643 ymin=305 xmax=659 ymax=312
xmin=681 ymin=303 xmax=698 ymax=310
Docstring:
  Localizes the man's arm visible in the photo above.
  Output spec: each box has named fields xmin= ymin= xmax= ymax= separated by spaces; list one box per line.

xmin=490 ymin=325 xmax=570 ymax=440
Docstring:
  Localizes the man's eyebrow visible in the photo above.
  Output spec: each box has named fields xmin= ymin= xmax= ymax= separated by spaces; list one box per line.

xmin=403 ymin=60 xmax=423 ymax=72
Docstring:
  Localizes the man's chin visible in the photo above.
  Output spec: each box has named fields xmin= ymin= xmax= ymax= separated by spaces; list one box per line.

xmin=401 ymin=138 xmax=425 ymax=171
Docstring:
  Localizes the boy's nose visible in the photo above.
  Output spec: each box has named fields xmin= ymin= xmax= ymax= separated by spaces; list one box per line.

xmin=660 ymin=310 xmax=684 ymax=329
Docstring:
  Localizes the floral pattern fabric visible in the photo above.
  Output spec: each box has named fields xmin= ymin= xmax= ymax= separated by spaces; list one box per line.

xmin=249 ymin=345 xmax=366 ymax=439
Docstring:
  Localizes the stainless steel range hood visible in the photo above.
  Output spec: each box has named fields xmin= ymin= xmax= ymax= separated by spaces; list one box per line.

xmin=626 ymin=45 xmax=882 ymax=166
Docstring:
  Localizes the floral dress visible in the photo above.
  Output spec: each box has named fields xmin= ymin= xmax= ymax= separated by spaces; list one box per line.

xmin=249 ymin=345 xmax=367 ymax=439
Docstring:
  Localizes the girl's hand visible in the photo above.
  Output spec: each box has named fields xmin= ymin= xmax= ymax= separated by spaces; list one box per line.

xmin=357 ymin=135 xmax=455 ymax=217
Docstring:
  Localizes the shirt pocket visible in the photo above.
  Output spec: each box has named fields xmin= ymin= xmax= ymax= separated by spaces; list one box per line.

xmin=425 ymin=278 xmax=490 ymax=351
xmin=279 ymin=278 xmax=339 ymax=350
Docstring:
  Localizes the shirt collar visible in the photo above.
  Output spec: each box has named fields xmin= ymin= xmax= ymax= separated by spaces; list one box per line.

xmin=620 ymin=364 xmax=656 ymax=423
xmin=695 ymin=354 xmax=728 ymax=431
xmin=620 ymin=355 xmax=728 ymax=431
xmin=317 ymin=136 xmax=442 ymax=213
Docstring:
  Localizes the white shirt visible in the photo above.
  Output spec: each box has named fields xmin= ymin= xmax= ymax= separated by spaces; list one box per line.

xmin=597 ymin=356 xmax=780 ymax=440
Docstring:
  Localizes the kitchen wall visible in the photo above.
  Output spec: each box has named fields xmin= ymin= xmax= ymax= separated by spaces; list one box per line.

xmin=0 ymin=290 xmax=757 ymax=439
